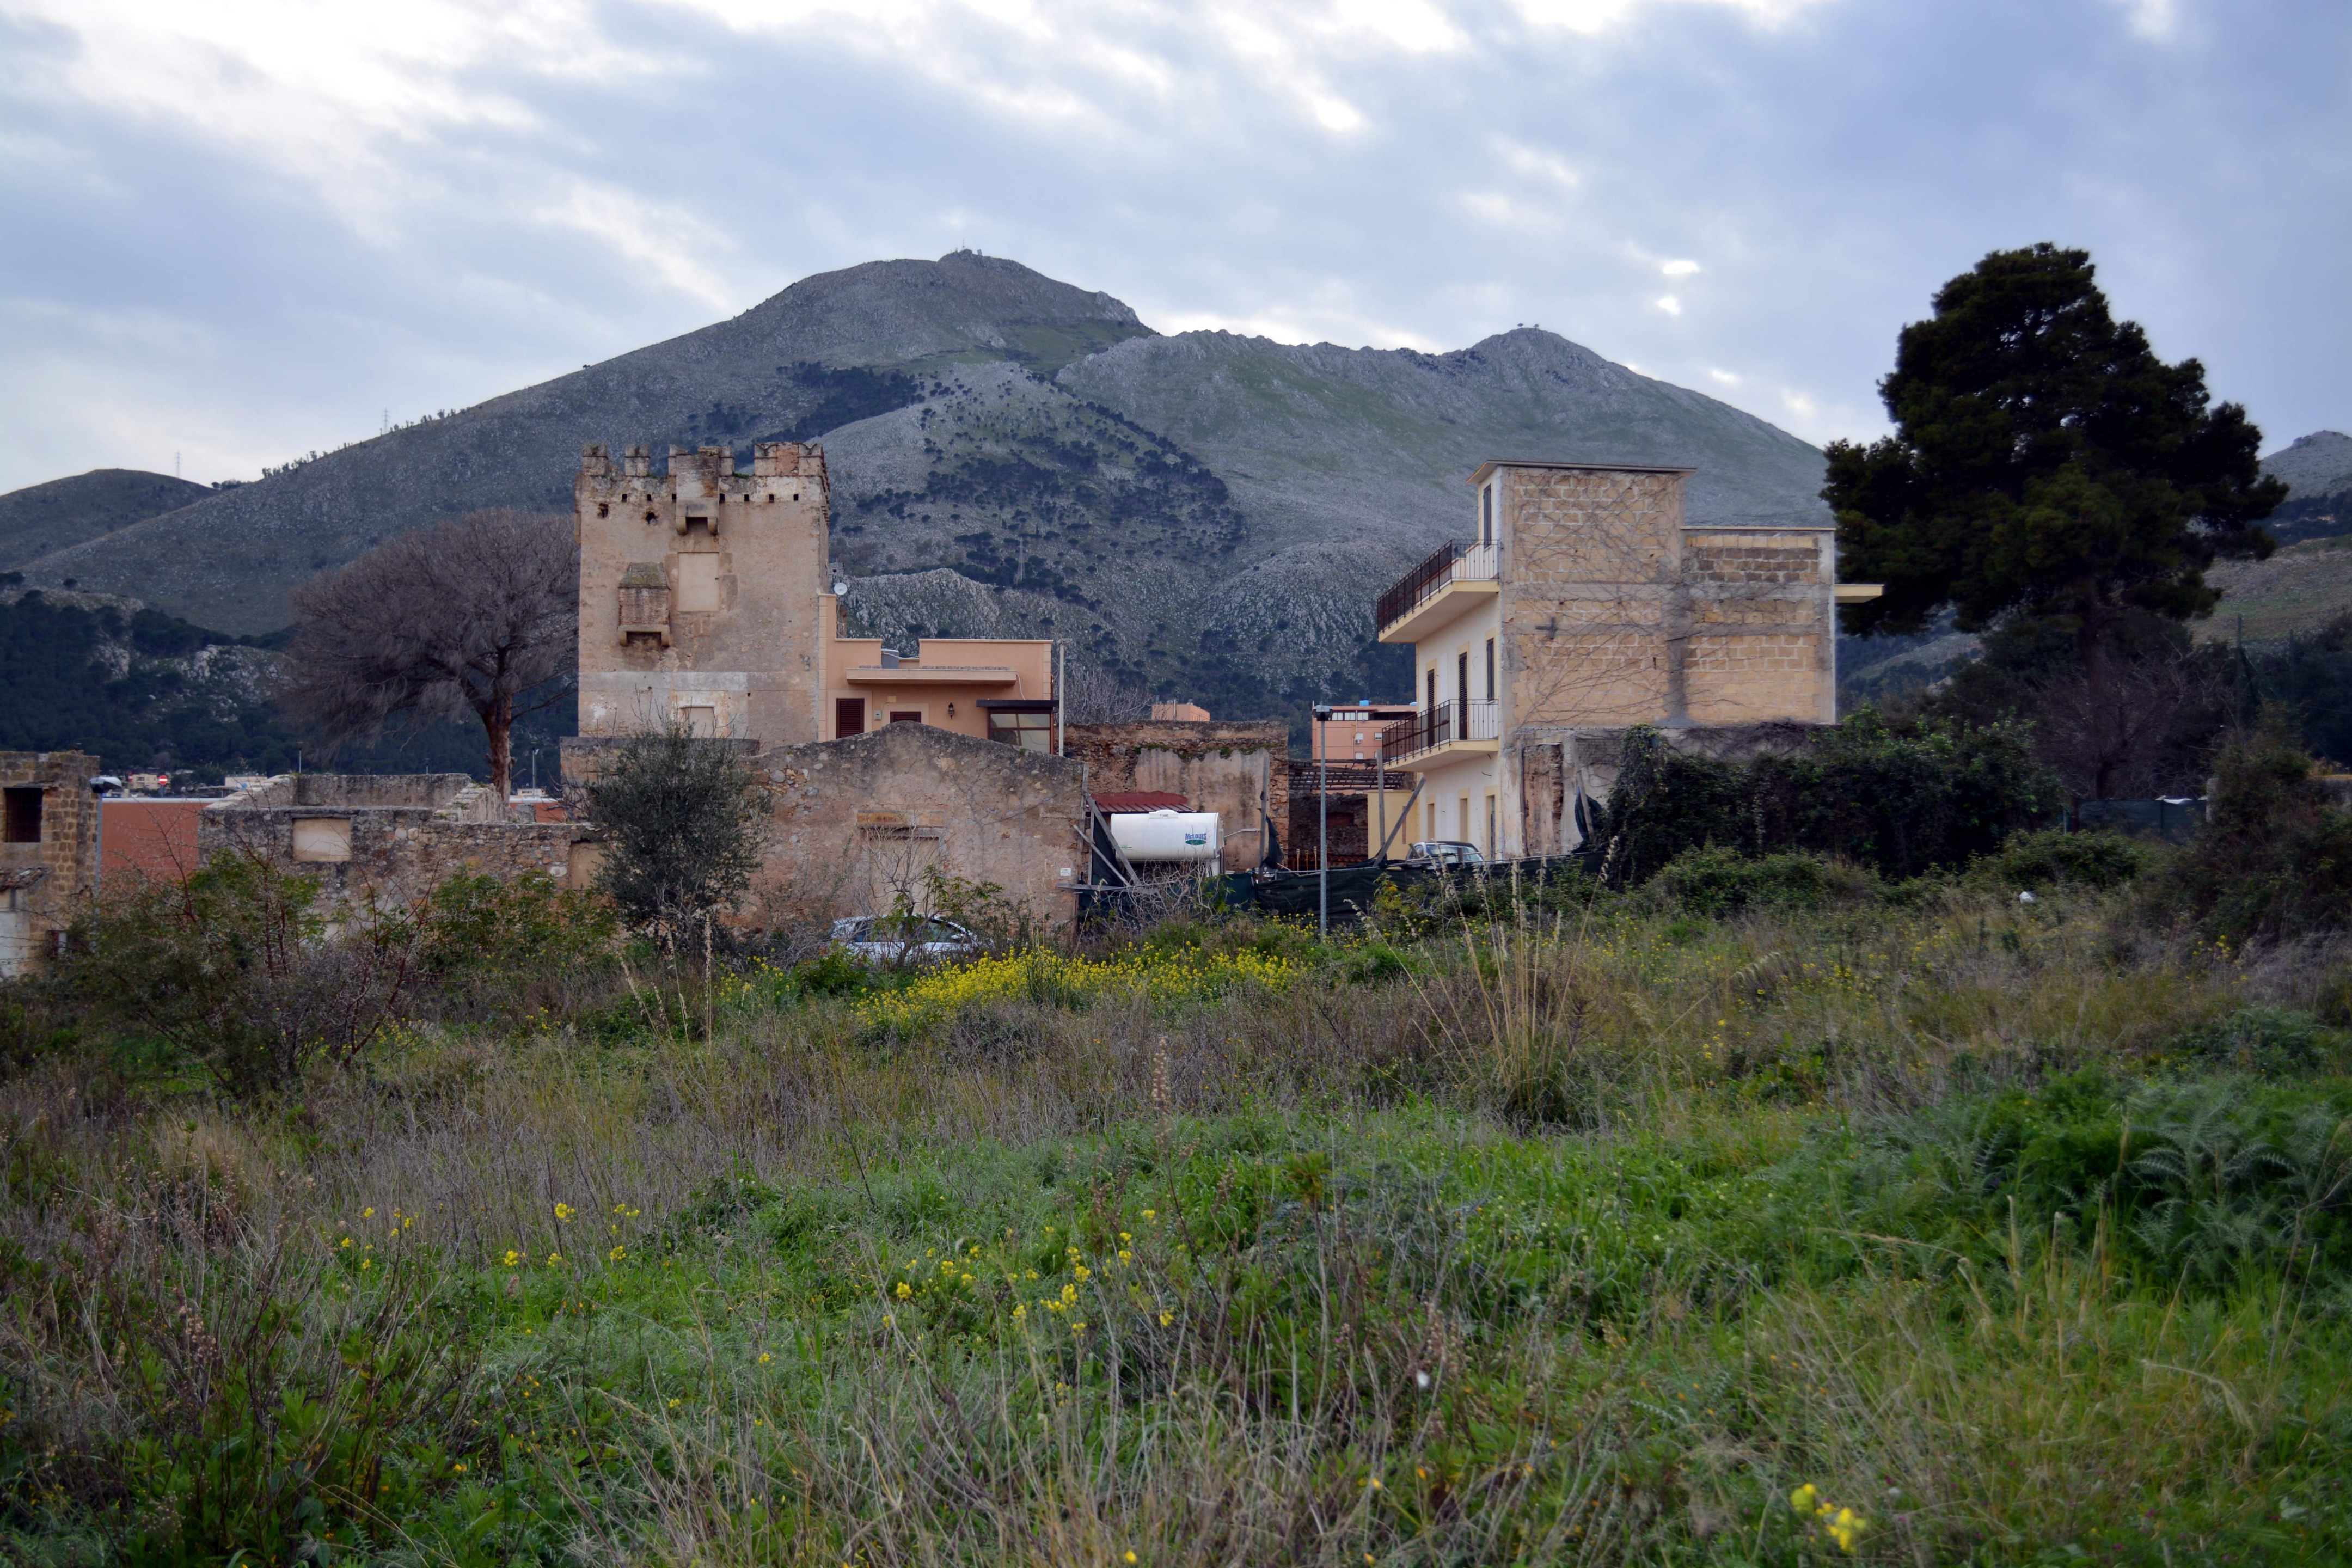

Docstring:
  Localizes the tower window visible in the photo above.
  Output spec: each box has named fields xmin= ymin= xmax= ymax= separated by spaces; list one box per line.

xmin=597 ymin=503 xmax=609 ymax=518
xmin=3 ymin=787 xmax=41 ymax=843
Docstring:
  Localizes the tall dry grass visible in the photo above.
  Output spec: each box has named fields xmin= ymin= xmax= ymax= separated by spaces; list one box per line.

xmin=3 ymin=884 xmax=2347 ymax=1562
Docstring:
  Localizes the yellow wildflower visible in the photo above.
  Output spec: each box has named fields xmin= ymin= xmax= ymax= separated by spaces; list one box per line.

xmin=503 ymin=1250 xmax=519 ymax=1267
xmin=554 ymin=1203 xmax=574 ymax=1223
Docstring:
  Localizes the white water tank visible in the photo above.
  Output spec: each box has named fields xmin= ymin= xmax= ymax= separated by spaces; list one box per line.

xmin=1110 ymin=810 xmax=1221 ymax=866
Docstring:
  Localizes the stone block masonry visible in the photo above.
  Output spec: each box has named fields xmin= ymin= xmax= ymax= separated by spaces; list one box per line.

xmin=752 ymin=724 xmax=1091 ymax=927
xmin=200 ymin=774 xmax=590 ymax=921
xmin=0 ymin=751 xmax=99 ymax=977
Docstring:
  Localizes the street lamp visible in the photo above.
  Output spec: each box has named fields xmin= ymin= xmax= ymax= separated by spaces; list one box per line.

xmin=1311 ymin=705 xmax=1332 ymax=937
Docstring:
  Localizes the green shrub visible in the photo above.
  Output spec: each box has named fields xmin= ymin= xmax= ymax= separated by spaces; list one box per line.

xmin=61 ymin=854 xmax=414 ymax=1096
xmin=1978 ymin=827 xmax=2150 ymax=890
xmin=1655 ymin=846 xmax=1874 ymax=917
xmin=585 ymin=724 xmax=767 ymax=946
xmin=413 ymin=869 xmax=617 ymax=1022
xmin=1593 ymin=710 xmax=2062 ymax=883
xmin=2158 ymin=725 xmax=2352 ymax=940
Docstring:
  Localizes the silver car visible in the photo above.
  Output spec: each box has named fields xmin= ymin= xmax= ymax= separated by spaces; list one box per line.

xmin=1406 ymin=840 xmax=1486 ymax=868
xmin=829 ymin=915 xmax=987 ymax=965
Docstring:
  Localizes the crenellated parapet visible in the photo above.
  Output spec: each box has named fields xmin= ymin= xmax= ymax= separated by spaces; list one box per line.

xmin=573 ymin=440 xmax=834 ymax=745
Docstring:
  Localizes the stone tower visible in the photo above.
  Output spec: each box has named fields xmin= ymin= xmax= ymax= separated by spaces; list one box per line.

xmin=574 ymin=441 xmax=831 ymax=745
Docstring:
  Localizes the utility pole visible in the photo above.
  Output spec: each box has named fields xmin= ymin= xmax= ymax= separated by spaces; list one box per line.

xmin=1313 ymin=703 xmax=1332 ymax=936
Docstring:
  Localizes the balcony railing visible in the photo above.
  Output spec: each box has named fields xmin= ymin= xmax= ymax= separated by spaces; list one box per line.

xmin=1375 ymin=539 xmax=1499 ymax=632
xmin=1380 ymin=699 xmax=1499 ymax=763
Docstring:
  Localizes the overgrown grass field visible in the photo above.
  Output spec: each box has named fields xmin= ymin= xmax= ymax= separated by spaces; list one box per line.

xmin=7 ymin=858 xmax=2352 ymax=1564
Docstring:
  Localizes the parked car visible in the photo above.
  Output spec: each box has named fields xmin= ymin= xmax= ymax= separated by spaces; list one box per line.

xmin=829 ymin=914 xmax=986 ymax=965
xmin=1406 ymin=840 xmax=1486 ymax=868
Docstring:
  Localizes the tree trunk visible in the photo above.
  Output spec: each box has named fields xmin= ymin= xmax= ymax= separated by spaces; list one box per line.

xmin=483 ymin=689 xmax=514 ymax=800
xmin=2076 ymin=603 xmax=2119 ymax=799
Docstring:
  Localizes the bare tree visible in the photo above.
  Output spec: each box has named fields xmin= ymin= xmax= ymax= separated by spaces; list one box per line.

xmin=279 ymin=510 xmax=576 ymax=797
xmin=2033 ymin=648 xmax=2228 ymax=799
xmin=1061 ymin=651 xmax=1150 ymax=724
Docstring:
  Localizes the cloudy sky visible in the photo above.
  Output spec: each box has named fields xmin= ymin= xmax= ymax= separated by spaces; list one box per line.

xmin=0 ymin=0 xmax=2344 ymax=493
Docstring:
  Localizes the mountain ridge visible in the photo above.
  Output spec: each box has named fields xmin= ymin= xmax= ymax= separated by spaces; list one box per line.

xmin=16 ymin=250 xmax=1833 ymax=718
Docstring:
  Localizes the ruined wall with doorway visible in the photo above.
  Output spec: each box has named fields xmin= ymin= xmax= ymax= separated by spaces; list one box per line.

xmin=1063 ymin=720 xmax=1288 ymax=871
xmin=1508 ymin=722 xmax=1824 ymax=856
xmin=755 ymin=724 xmax=1087 ymax=928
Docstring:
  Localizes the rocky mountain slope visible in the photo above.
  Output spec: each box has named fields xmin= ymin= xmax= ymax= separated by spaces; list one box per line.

xmin=2261 ymin=430 xmax=2352 ymax=543
xmin=0 ymin=469 xmax=215 ymax=570
xmin=17 ymin=252 xmax=1830 ymax=718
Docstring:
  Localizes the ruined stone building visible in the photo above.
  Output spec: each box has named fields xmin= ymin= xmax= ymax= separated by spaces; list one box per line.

xmin=1373 ymin=460 xmax=1880 ymax=858
xmin=566 ymin=441 xmax=1081 ymax=921
xmin=0 ymin=751 xmax=99 ymax=978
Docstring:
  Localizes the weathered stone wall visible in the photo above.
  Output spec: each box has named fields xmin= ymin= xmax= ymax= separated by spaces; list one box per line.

xmin=755 ymin=724 xmax=1087 ymax=927
xmin=0 ymin=751 xmax=98 ymax=977
xmin=200 ymin=774 xmax=589 ymax=918
xmin=1681 ymin=527 xmax=1834 ymax=725
xmin=575 ymin=441 xmax=832 ymax=746
xmin=1064 ymin=720 xmax=1289 ymax=869
xmin=1497 ymin=467 xmax=1685 ymax=730
xmin=1493 ymin=468 xmax=1835 ymax=736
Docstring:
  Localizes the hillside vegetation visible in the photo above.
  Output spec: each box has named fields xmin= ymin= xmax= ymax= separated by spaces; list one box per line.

xmin=0 ymin=469 xmax=214 ymax=571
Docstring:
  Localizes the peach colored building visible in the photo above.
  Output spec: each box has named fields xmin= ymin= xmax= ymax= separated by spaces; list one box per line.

xmin=1372 ymin=460 xmax=1881 ymax=858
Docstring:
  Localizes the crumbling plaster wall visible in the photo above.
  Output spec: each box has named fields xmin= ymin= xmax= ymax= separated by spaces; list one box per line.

xmin=755 ymin=724 xmax=1087 ymax=927
xmin=1063 ymin=720 xmax=1288 ymax=869
xmin=0 ymin=751 xmax=98 ymax=977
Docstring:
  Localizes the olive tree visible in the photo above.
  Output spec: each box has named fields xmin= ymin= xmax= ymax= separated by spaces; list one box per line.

xmin=583 ymin=725 xmax=768 ymax=949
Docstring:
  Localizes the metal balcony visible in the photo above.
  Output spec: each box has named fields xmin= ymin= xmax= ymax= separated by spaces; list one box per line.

xmin=1379 ymin=700 xmax=1499 ymax=765
xmin=1375 ymin=540 xmax=1500 ymax=641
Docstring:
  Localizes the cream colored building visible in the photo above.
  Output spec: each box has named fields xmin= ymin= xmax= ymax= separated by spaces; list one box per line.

xmin=1373 ymin=460 xmax=1879 ymax=858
